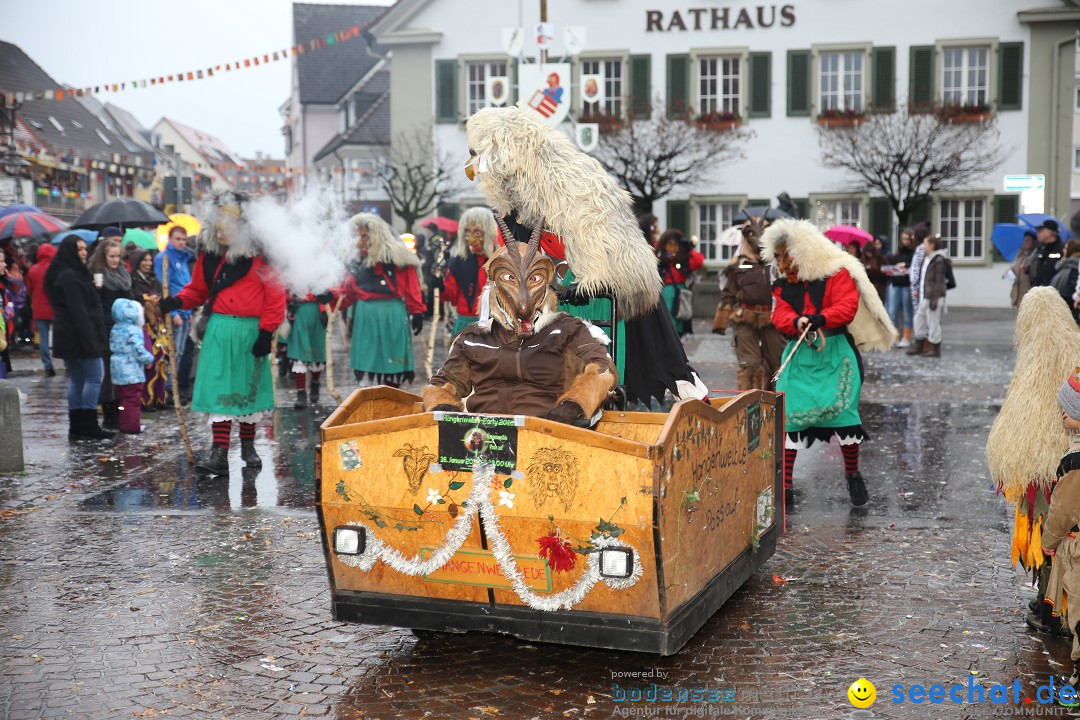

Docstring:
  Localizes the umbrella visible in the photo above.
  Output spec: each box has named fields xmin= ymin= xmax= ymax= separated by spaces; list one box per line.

xmin=155 ymin=213 xmax=202 ymax=248
xmin=989 ymin=224 xmax=1031 ymax=262
xmin=52 ymin=228 xmax=99 ymax=246
xmin=0 ymin=203 xmax=40 ymax=218
xmin=0 ymin=210 xmax=69 ymax=240
xmin=824 ymin=225 xmax=873 ymax=247
xmin=718 ymin=225 xmax=744 ymax=247
xmin=732 ymin=206 xmax=792 ymax=224
xmin=417 ymin=216 xmax=459 ymax=234
xmin=1018 ymin=213 xmax=1074 ymax=242
xmin=124 ymin=228 xmax=159 ymax=250
xmin=73 ymin=198 xmax=170 ymax=230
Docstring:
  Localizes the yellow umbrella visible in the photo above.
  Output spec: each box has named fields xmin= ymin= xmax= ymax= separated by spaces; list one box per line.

xmin=155 ymin=213 xmax=202 ymax=250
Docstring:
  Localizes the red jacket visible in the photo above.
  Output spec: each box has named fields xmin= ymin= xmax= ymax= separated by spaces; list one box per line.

xmin=340 ymin=263 xmax=426 ymax=315
xmin=175 ymin=254 xmax=286 ymax=333
xmin=772 ymin=268 xmax=859 ymax=335
xmin=26 ymin=245 xmax=55 ymax=321
xmin=660 ymin=251 xmax=704 ymax=285
xmin=442 ymin=255 xmax=487 ymax=317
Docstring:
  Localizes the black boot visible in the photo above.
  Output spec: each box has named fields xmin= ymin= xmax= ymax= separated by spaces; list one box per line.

xmin=294 ymin=390 xmax=308 ymax=409
xmin=102 ymin=402 xmax=120 ymax=430
xmin=73 ymin=409 xmax=115 ymax=439
xmin=845 ymin=472 xmax=869 ymax=506
xmin=196 ymin=446 xmax=230 ymax=475
xmin=240 ymin=438 xmax=262 ymax=468
xmin=905 ymin=339 xmax=925 ymax=356
xmin=68 ymin=409 xmax=81 ymax=440
xmin=309 ymin=379 xmax=320 ymax=406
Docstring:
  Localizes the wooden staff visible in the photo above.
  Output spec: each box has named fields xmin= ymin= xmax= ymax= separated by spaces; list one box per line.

xmin=325 ymin=296 xmax=344 ymax=403
xmin=270 ymin=336 xmax=278 ymax=402
xmin=425 ymin=287 xmax=441 ymax=380
xmin=160 ymin=262 xmax=194 ymax=463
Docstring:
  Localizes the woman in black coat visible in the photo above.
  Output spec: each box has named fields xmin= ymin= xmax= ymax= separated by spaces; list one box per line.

xmin=44 ymin=235 xmax=114 ymax=439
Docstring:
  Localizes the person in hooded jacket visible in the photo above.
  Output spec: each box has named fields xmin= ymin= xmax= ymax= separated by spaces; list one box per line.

xmin=1051 ymin=240 xmax=1080 ymax=324
xmin=25 ymin=242 xmax=56 ymax=376
xmin=159 ymin=195 xmax=286 ymax=475
xmin=910 ymin=235 xmax=949 ymax=357
xmin=109 ymin=298 xmax=155 ymax=434
xmin=44 ymin=234 xmax=114 ymax=439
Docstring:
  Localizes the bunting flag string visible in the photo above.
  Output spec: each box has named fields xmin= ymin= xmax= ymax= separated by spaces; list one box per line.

xmin=1 ymin=23 xmax=369 ymax=105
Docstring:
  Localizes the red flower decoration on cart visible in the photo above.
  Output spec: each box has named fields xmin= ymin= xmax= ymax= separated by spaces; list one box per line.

xmin=537 ymin=531 xmax=576 ymax=572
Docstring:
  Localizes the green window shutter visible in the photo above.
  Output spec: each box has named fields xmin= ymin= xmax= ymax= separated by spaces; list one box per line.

xmin=666 ymin=54 xmax=690 ymax=118
xmin=628 ymin=54 xmax=652 ymax=118
xmin=994 ymin=194 xmax=1019 ymax=225
xmin=748 ymin=198 xmax=770 ymax=207
xmin=748 ymin=52 xmax=771 ymax=118
xmin=998 ymin=42 xmax=1023 ymax=111
xmin=437 ymin=202 xmax=461 ymax=221
xmin=869 ymin=197 xmax=893 ymax=244
xmin=909 ymin=46 xmax=934 ymax=112
xmin=787 ymin=50 xmax=811 ymax=117
xmin=510 ymin=59 xmax=519 ymax=104
xmin=908 ymin=197 xmax=932 ymax=227
xmin=667 ymin=200 xmax=690 ymax=236
xmin=434 ymin=59 xmax=458 ymax=124
xmin=792 ymin=197 xmax=809 ymax=220
xmin=871 ymin=47 xmax=896 ymax=112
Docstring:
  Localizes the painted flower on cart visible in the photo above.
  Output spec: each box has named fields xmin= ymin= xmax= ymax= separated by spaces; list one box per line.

xmin=426 ymin=488 xmax=443 ymax=504
xmin=498 ymin=490 xmax=516 ymax=508
xmin=537 ymin=531 xmax=576 ymax=572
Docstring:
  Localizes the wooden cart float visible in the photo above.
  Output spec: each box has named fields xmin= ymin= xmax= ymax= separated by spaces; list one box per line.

xmin=316 ymin=386 xmax=783 ymax=655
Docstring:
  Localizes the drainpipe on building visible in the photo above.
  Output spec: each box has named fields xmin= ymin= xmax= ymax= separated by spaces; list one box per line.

xmin=1049 ymin=32 xmax=1076 ymax=217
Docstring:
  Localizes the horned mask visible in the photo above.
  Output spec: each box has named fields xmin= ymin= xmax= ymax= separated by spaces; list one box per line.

xmin=480 ymin=214 xmax=556 ymax=339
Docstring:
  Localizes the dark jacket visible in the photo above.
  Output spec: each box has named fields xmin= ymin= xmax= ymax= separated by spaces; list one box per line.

xmin=129 ymin=250 xmax=162 ymax=301
xmin=1030 ymin=240 xmax=1066 ymax=288
xmin=98 ymin=284 xmax=132 ymax=330
xmin=922 ymin=252 xmax=948 ymax=310
xmin=1051 ymin=257 xmax=1079 ymax=321
xmin=45 ymin=237 xmax=106 ymax=359
xmin=886 ymin=246 xmax=914 ymax=288
xmin=720 ymin=250 xmax=774 ymax=308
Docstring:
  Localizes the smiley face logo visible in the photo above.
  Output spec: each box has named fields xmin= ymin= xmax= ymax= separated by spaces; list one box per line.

xmin=847 ymin=678 xmax=876 ymax=708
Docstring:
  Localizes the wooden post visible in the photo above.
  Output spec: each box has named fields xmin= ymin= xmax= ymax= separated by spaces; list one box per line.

xmin=160 ymin=262 xmax=194 ymax=463
xmin=425 ymin=287 xmax=441 ymax=380
xmin=325 ymin=296 xmax=344 ymax=403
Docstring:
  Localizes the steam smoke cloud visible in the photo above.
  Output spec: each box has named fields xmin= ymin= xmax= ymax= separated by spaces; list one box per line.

xmin=245 ymin=184 xmax=357 ymax=296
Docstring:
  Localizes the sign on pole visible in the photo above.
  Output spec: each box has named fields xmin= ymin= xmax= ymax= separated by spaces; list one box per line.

xmin=1002 ymin=174 xmax=1045 ymax=192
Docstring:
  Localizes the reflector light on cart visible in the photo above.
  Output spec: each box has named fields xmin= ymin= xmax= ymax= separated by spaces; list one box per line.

xmin=334 ymin=526 xmax=366 ymax=555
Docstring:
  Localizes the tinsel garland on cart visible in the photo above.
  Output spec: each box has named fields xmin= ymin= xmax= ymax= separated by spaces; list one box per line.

xmin=337 ymin=462 xmax=642 ymax=611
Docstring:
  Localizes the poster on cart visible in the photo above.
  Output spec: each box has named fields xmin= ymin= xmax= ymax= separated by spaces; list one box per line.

xmin=436 ymin=413 xmax=521 ymax=474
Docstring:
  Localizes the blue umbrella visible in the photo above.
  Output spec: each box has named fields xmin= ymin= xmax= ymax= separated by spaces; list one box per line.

xmin=1018 ymin=213 xmax=1074 ymax=242
xmin=51 ymin=228 xmax=98 ymax=246
xmin=0 ymin=203 xmax=39 ymax=218
xmin=990 ymin=224 xmax=1029 ymax=262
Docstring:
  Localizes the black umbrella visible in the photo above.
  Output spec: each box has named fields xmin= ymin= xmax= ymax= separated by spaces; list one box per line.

xmin=731 ymin=206 xmax=793 ymax=224
xmin=72 ymin=198 xmax=170 ymax=230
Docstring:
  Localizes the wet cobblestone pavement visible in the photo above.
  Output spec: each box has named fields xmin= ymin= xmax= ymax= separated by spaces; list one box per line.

xmin=2 ymin=309 xmax=1074 ymax=719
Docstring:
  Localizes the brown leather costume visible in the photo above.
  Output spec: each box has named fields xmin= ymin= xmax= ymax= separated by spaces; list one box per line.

xmin=713 ymin=220 xmax=785 ymax=390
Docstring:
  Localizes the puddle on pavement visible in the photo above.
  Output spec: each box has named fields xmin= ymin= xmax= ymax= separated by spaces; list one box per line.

xmin=81 ymin=410 xmax=322 ymax=512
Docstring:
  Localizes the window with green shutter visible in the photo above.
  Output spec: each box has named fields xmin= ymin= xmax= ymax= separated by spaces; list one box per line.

xmin=869 ymin=197 xmax=893 ymax=246
xmin=666 ymin=54 xmax=690 ymax=119
xmin=998 ymin=42 xmax=1023 ymax=111
xmin=435 ymin=59 xmax=458 ymax=124
xmin=909 ymin=46 xmax=934 ymax=113
xmin=907 ymin=197 xmax=931 ymax=228
xmin=994 ymin=194 xmax=1019 ymax=225
xmin=787 ymin=50 xmax=811 ymax=116
xmin=667 ymin=200 xmax=690 ymax=236
xmin=871 ymin=47 xmax=895 ymax=112
xmin=748 ymin=52 xmax=771 ymax=118
xmin=628 ymin=54 xmax=652 ymax=118
xmin=748 ymin=198 xmax=770 ymax=208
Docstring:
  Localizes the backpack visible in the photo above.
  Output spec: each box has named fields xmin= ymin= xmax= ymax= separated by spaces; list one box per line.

xmin=944 ymin=258 xmax=957 ymax=291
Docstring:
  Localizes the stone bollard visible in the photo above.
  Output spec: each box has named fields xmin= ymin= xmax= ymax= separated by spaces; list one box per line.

xmin=0 ymin=380 xmax=25 ymax=474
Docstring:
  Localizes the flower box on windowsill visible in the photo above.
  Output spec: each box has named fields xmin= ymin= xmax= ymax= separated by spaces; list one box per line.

xmin=817 ymin=113 xmax=864 ymax=128
xmin=942 ymin=105 xmax=992 ymax=124
xmin=695 ymin=115 xmax=741 ymax=131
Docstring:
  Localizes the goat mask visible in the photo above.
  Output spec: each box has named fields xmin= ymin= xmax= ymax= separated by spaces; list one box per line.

xmin=482 ymin=214 xmax=556 ymax=339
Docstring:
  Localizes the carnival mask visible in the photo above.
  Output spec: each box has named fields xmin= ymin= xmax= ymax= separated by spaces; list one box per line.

xmin=741 ymin=215 xmax=771 ymax=258
xmin=463 ymin=226 xmax=486 ymax=255
xmin=484 ymin=215 xmax=554 ymax=338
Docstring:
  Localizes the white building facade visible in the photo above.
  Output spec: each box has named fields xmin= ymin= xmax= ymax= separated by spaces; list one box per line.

xmin=374 ymin=0 xmax=1080 ymax=307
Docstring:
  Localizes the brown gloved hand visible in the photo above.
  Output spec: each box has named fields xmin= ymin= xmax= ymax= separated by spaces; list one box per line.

xmin=544 ymin=400 xmax=588 ymax=427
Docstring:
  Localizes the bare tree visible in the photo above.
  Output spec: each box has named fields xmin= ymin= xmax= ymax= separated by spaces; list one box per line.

xmin=379 ymin=126 xmax=458 ymax=231
xmin=592 ymin=101 xmax=754 ymax=215
xmin=818 ymin=104 xmax=1011 ymax=231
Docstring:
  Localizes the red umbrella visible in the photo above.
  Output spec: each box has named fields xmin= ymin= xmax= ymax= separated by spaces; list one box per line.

xmin=824 ymin=225 xmax=873 ymax=247
xmin=0 ymin=210 xmax=69 ymax=240
xmin=417 ymin=216 xmax=459 ymax=234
